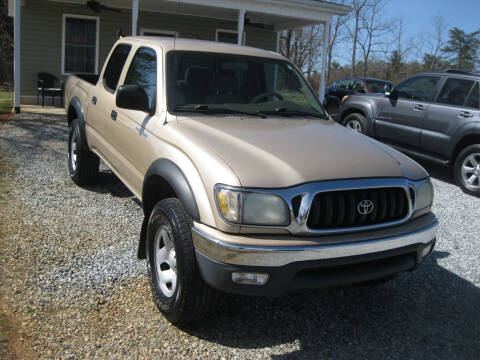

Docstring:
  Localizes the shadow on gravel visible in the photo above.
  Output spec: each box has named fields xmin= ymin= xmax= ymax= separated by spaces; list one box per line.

xmin=414 ymin=158 xmax=456 ymax=186
xmin=0 ymin=115 xmax=67 ymax=158
xmin=83 ymin=169 xmax=133 ymax=199
xmin=186 ymin=251 xmax=480 ymax=360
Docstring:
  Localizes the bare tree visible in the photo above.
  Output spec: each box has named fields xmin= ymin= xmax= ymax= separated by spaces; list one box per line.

xmin=357 ymin=0 xmax=391 ymax=76
xmin=423 ymin=16 xmax=448 ymax=70
xmin=345 ymin=0 xmax=369 ymax=76
xmin=0 ymin=0 xmax=13 ymax=88
xmin=327 ymin=10 xmax=348 ymax=83
xmin=280 ymin=26 xmax=323 ymax=83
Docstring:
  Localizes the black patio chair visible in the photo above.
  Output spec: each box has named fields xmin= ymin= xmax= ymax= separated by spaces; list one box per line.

xmin=37 ymin=73 xmax=64 ymax=107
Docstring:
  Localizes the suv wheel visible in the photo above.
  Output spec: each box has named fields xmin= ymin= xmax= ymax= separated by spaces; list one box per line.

xmin=343 ymin=113 xmax=367 ymax=134
xmin=455 ymin=144 xmax=480 ymax=196
xmin=147 ymin=198 xmax=219 ymax=325
xmin=68 ymin=119 xmax=99 ymax=185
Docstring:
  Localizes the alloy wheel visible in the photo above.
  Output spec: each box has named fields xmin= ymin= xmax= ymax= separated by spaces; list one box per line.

xmin=461 ymin=153 xmax=480 ymax=189
xmin=346 ymin=119 xmax=363 ymax=133
xmin=69 ymin=134 xmax=78 ymax=172
xmin=154 ymin=226 xmax=177 ymax=298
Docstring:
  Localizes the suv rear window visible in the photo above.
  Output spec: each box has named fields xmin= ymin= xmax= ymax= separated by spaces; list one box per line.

xmin=103 ymin=44 xmax=131 ymax=92
xmin=437 ymin=77 xmax=476 ymax=107
xmin=465 ymin=82 xmax=479 ymax=109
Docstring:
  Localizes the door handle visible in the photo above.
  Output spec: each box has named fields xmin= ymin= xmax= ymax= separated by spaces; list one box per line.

xmin=92 ymin=96 xmax=97 ymax=105
xmin=111 ymin=110 xmax=117 ymax=121
xmin=459 ymin=111 xmax=473 ymax=118
xmin=413 ymin=104 xmax=425 ymax=111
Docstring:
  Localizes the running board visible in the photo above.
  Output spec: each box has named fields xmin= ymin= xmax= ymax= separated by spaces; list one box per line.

xmin=387 ymin=144 xmax=451 ymax=166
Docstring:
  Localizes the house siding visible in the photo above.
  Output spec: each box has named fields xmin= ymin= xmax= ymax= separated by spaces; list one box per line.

xmin=20 ymin=0 xmax=277 ymax=102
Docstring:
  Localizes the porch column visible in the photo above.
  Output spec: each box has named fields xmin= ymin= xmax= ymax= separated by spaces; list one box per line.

xmin=237 ymin=9 xmax=246 ymax=45
xmin=132 ymin=0 xmax=139 ymax=36
xmin=13 ymin=0 xmax=21 ymax=113
xmin=318 ymin=21 xmax=330 ymax=104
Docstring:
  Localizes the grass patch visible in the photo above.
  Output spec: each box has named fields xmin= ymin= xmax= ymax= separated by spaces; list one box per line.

xmin=0 ymin=92 xmax=13 ymax=115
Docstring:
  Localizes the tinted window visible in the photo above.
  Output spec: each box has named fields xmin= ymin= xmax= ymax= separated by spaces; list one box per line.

xmin=338 ymin=79 xmax=350 ymax=88
xmin=352 ymin=80 xmax=366 ymax=92
xmin=103 ymin=44 xmax=131 ymax=92
xmin=465 ymin=82 xmax=479 ymax=109
xmin=124 ymin=47 xmax=157 ymax=109
xmin=395 ymin=76 xmax=441 ymax=102
xmin=166 ymin=51 xmax=325 ymax=117
xmin=437 ymin=77 xmax=475 ymax=106
xmin=365 ymin=80 xmax=391 ymax=93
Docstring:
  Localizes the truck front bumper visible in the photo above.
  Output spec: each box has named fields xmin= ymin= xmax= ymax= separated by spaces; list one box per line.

xmin=192 ymin=213 xmax=438 ymax=296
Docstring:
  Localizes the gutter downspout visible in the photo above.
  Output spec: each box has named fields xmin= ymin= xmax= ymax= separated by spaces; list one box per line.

xmin=132 ymin=0 xmax=139 ymax=36
xmin=14 ymin=0 xmax=21 ymax=113
xmin=237 ymin=9 xmax=245 ymax=45
xmin=318 ymin=20 xmax=330 ymax=105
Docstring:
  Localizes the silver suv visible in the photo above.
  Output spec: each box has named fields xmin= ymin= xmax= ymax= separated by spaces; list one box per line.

xmin=339 ymin=70 xmax=480 ymax=196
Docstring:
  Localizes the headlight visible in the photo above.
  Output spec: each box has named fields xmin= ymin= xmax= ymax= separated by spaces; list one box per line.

xmin=414 ymin=179 xmax=433 ymax=211
xmin=341 ymin=95 xmax=349 ymax=103
xmin=215 ymin=185 xmax=290 ymax=226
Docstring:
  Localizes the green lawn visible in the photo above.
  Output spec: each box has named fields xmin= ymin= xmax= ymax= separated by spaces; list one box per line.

xmin=0 ymin=92 xmax=13 ymax=114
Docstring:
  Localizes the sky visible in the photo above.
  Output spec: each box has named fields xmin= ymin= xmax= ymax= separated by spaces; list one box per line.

xmin=382 ymin=0 xmax=480 ymax=39
xmin=334 ymin=0 xmax=480 ymax=64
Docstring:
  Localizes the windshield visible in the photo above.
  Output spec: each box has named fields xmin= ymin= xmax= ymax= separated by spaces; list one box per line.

xmin=365 ymin=79 xmax=392 ymax=93
xmin=166 ymin=51 xmax=326 ymax=118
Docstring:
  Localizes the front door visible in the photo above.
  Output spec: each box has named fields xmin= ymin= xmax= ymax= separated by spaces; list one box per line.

xmin=374 ymin=75 xmax=442 ymax=148
xmin=110 ymin=46 xmax=160 ymax=195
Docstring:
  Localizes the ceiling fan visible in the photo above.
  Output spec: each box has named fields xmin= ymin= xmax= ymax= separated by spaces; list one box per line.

xmin=244 ymin=14 xmax=267 ymax=29
xmin=86 ymin=0 xmax=121 ymax=12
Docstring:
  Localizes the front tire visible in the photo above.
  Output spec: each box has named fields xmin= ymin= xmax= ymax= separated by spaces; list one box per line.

xmin=454 ymin=144 xmax=480 ymax=197
xmin=68 ymin=119 xmax=99 ymax=185
xmin=343 ymin=113 xmax=368 ymax=135
xmin=147 ymin=198 xmax=218 ymax=325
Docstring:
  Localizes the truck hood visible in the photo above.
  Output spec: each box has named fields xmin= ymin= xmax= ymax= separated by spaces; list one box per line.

xmin=177 ymin=116 xmax=428 ymax=188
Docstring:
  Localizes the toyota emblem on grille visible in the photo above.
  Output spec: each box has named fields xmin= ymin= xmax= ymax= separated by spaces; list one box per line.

xmin=358 ymin=199 xmax=374 ymax=215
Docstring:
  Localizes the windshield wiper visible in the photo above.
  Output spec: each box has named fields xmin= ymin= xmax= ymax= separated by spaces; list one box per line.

xmin=174 ymin=105 xmax=266 ymax=118
xmin=259 ymin=107 xmax=328 ymax=119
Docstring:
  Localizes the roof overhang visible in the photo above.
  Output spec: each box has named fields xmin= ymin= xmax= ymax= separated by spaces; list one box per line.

xmin=37 ymin=0 xmax=350 ymax=29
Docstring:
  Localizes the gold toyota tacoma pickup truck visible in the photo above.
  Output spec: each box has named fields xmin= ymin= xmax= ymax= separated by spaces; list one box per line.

xmin=65 ymin=37 xmax=438 ymax=325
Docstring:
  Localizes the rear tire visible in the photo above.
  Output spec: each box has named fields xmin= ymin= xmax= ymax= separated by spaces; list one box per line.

xmin=147 ymin=198 xmax=219 ymax=326
xmin=343 ymin=113 xmax=368 ymax=135
xmin=454 ymin=144 xmax=480 ymax=197
xmin=68 ymin=119 xmax=99 ymax=185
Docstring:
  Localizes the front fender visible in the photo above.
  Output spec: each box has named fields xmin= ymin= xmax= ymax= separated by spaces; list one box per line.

xmin=142 ymin=158 xmax=200 ymax=221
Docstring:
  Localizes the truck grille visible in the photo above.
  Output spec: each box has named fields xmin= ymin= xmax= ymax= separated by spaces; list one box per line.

xmin=307 ymin=187 xmax=409 ymax=230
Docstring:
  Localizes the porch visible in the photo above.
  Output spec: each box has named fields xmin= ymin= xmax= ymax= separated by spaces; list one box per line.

xmin=9 ymin=0 xmax=350 ymax=112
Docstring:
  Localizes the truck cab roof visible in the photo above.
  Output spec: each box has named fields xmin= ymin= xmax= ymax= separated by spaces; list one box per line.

xmin=119 ymin=36 xmax=285 ymax=60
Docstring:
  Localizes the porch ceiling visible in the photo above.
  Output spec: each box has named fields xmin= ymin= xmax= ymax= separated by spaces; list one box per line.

xmin=46 ymin=0 xmax=350 ymax=30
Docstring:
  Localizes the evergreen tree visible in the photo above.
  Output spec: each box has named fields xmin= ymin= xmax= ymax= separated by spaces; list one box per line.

xmin=442 ymin=27 xmax=480 ymax=70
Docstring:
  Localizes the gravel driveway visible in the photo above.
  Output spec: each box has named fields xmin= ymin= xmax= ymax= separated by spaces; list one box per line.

xmin=0 ymin=113 xmax=479 ymax=360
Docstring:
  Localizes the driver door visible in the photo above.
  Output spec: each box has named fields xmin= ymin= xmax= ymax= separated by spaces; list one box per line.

xmin=110 ymin=46 xmax=159 ymax=195
xmin=375 ymin=75 xmax=441 ymax=148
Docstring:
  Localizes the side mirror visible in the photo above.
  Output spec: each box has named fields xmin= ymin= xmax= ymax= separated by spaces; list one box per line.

xmin=384 ymin=84 xmax=392 ymax=97
xmin=116 ymin=85 xmax=152 ymax=114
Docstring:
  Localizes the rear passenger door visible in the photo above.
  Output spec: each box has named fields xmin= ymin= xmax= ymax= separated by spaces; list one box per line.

xmin=87 ymin=43 xmax=131 ymax=161
xmin=375 ymin=75 xmax=441 ymax=148
xmin=421 ymin=77 xmax=480 ymax=159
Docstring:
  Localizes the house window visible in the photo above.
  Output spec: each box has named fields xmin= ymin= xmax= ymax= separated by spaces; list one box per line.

xmin=62 ymin=14 xmax=99 ymax=74
xmin=215 ymin=29 xmax=245 ymax=45
xmin=140 ymin=29 xmax=178 ymax=37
